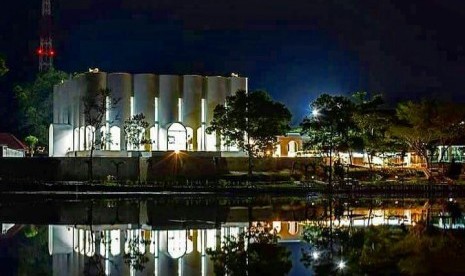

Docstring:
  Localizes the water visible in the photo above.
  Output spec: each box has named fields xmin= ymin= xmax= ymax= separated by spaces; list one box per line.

xmin=1 ymin=194 xmax=465 ymax=275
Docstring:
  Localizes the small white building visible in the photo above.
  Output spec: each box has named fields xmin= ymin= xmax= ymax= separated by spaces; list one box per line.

xmin=0 ymin=133 xmax=26 ymax=157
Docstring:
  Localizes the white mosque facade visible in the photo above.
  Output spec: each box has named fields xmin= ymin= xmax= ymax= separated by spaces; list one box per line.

xmin=49 ymin=71 xmax=247 ymax=157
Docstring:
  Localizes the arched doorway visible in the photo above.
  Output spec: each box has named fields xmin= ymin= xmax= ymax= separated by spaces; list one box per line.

xmin=287 ymin=140 xmax=298 ymax=157
xmin=167 ymin=123 xmax=187 ymax=151
xmin=109 ymin=126 xmax=121 ymax=150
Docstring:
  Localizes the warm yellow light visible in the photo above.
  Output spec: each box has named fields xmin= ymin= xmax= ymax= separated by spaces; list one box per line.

xmin=175 ymin=149 xmax=180 ymax=154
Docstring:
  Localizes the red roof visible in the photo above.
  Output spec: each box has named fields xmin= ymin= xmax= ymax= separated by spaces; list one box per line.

xmin=0 ymin=133 xmax=27 ymax=150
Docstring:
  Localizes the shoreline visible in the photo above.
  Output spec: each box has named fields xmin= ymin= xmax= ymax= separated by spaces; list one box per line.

xmin=1 ymin=181 xmax=464 ymax=198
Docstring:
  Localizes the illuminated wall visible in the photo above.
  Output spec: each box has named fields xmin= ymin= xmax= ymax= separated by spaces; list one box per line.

xmin=49 ymin=72 xmax=247 ymax=156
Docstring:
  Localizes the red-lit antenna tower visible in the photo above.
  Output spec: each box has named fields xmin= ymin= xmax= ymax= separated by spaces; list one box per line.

xmin=37 ymin=0 xmax=54 ymax=71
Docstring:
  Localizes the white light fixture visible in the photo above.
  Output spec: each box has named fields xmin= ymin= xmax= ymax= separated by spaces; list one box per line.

xmin=312 ymin=251 xmax=320 ymax=260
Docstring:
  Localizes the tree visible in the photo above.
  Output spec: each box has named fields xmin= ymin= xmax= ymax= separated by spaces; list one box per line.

xmin=0 ymin=56 xmax=7 ymax=77
xmin=351 ymin=92 xmax=403 ymax=169
xmin=123 ymin=113 xmax=150 ymax=151
xmin=24 ymin=135 xmax=39 ymax=157
xmin=207 ymin=90 xmax=291 ymax=177
xmin=207 ymin=223 xmax=292 ymax=276
xmin=14 ymin=68 xmax=68 ymax=145
xmin=301 ymin=94 xmax=357 ymax=184
xmin=82 ymin=88 xmax=119 ymax=180
xmin=390 ymin=100 xmax=465 ymax=173
xmin=301 ymin=94 xmax=356 ymax=155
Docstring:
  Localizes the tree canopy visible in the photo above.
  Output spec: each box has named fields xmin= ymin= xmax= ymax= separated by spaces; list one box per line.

xmin=389 ymin=100 xmax=465 ymax=169
xmin=14 ymin=69 xmax=68 ymax=145
xmin=207 ymin=223 xmax=292 ymax=276
xmin=0 ymin=56 xmax=7 ymax=77
xmin=207 ymin=90 xmax=291 ymax=176
xmin=301 ymin=93 xmax=357 ymax=155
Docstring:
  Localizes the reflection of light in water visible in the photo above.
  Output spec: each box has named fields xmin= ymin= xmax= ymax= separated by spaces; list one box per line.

xmin=273 ymin=221 xmax=281 ymax=233
xmin=125 ymin=229 xmax=146 ymax=255
xmin=178 ymin=258 xmax=183 ymax=276
xmin=288 ymin=221 xmax=298 ymax=235
xmin=150 ymin=230 xmax=159 ymax=256
xmin=197 ymin=229 xmax=217 ymax=255
xmin=167 ymin=230 xmax=187 ymax=259
xmin=85 ymin=230 xmax=94 ymax=257
xmin=110 ymin=230 xmax=120 ymax=256
xmin=100 ymin=230 xmax=107 ymax=257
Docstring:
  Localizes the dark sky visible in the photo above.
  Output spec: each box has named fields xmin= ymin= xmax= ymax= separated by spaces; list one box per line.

xmin=1 ymin=0 xmax=465 ymax=132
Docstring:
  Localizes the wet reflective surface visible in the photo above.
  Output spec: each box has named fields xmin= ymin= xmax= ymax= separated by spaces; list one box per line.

xmin=1 ymin=195 xmax=465 ymax=275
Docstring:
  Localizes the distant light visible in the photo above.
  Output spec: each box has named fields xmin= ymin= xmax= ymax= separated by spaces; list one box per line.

xmin=231 ymin=73 xmax=239 ymax=77
xmin=338 ymin=260 xmax=346 ymax=270
xmin=174 ymin=149 xmax=180 ymax=154
xmin=449 ymin=197 xmax=454 ymax=202
xmin=37 ymin=48 xmax=43 ymax=55
xmin=312 ymin=251 xmax=320 ymax=260
xmin=50 ymin=50 xmax=55 ymax=56
xmin=312 ymin=109 xmax=319 ymax=117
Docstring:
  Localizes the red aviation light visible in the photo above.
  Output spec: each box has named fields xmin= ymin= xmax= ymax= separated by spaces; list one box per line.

xmin=50 ymin=50 xmax=55 ymax=56
xmin=37 ymin=48 xmax=43 ymax=55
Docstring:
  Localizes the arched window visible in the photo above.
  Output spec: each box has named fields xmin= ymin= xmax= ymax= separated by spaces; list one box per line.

xmin=74 ymin=128 xmax=79 ymax=151
xmin=109 ymin=126 xmax=121 ymax=151
xmin=287 ymin=141 xmax=298 ymax=157
xmin=85 ymin=126 xmax=95 ymax=150
xmin=150 ymin=126 xmax=158 ymax=151
xmin=167 ymin=123 xmax=187 ymax=151
xmin=167 ymin=230 xmax=187 ymax=259
xmin=288 ymin=221 xmax=299 ymax=235
xmin=186 ymin=127 xmax=194 ymax=151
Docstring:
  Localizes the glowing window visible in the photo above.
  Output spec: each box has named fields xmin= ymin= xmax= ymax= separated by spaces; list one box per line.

xmin=167 ymin=123 xmax=187 ymax=151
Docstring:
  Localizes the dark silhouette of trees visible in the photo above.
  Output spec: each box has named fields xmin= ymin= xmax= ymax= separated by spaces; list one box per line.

xmin=207 ymin=223 xmax=292 ymax=276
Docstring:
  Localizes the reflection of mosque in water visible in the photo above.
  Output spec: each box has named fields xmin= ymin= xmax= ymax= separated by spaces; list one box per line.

xmin=2 ymin=197 xmax=463 ymax=275
xmin=46 ymin=203 xmax=434 ymax=275
xmin=48 ymin=221 xmax=304 ymax=276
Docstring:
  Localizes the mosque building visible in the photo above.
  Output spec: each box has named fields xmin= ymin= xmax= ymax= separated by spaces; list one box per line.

xmin=49 ymin=70 xmax=247 ymax=156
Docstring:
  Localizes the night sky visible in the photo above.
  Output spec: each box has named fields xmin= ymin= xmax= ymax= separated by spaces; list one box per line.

xmin=1 ymin=0 xmax=465 ymax=132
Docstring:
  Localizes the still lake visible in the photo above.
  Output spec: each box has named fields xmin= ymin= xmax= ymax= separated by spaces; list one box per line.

xmin=1 ymin=194 xmax=464 ymax=275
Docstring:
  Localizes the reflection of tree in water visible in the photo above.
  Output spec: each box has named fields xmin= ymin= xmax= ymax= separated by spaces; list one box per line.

xmin=302 ymin=197 xmax=465 ymax=275
xmin=83 ymin=254 xmax=108 ymax=276
xmin=82 ymin=229 xmax=150 ymax=275
xmin=123 ymin=235 xmax=150 ymax=272
xmin=207 ymin=223 xmax=292 ymax=276
xmin=17 ymin=225 xmax=52 ymax=275
xmin=83 ymin=230 xmax=115 ymax=276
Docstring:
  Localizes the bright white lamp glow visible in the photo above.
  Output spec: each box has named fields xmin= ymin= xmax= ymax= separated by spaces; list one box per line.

xmin=338 ymin=260 xmax=346 ymax=270
xmin=312 ymin=251 xmax=320 ymax=260
xmin=312 ymin=109 xmax=319 ymax=117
